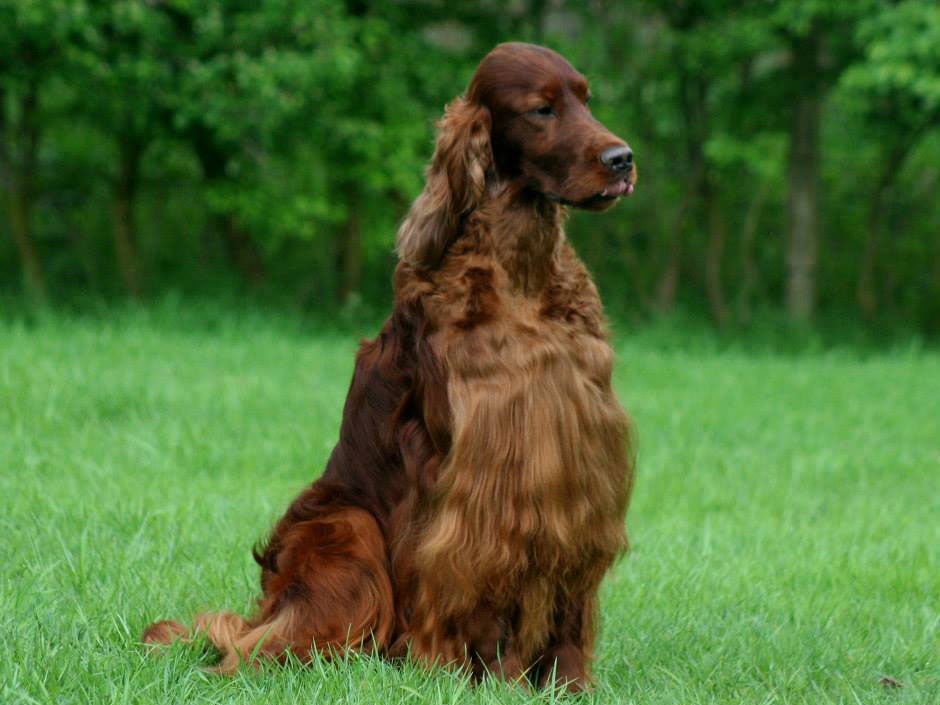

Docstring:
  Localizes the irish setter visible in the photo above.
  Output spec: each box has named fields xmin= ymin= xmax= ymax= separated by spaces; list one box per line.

xmin=144 ymin=42 xmax=636 ymax=691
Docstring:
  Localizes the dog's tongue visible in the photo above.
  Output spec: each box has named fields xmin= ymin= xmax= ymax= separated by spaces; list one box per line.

xmin=602 ymin=181 xmax=632 ymax=198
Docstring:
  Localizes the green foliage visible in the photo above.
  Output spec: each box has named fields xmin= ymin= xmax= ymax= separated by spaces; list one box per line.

xmin=1 ymin=310 xmax=938 ymax=703
xmin=842 ymin=1 xmax=940 ymax=128
xmin=1 ymin=0 xmax=939 ymax=331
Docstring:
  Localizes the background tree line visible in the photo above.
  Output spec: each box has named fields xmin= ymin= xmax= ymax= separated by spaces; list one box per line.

xmin=2 ymin=0 xmax=939 ymax=333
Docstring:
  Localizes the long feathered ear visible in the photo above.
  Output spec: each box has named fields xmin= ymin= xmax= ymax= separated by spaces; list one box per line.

xmin=396 ymin=97 xmax=492 ymax=269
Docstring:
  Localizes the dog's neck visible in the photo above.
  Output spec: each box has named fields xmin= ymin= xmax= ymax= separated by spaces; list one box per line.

xmin=482 ymin=184 xmax=563 ymax=296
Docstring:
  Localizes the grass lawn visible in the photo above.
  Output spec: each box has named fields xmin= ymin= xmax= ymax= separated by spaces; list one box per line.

xmin=1 ymin=307 xmax=938 ymax=704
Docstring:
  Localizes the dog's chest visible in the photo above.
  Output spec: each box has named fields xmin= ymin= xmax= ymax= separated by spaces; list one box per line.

xmin=422 ymin=255 xmax=630 ymax=585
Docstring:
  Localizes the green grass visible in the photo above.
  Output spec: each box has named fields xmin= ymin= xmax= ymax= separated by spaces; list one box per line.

xmin=1 ymin=307 xmax=938 ymax=704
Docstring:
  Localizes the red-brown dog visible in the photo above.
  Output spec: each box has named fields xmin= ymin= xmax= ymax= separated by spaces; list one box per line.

xmin=145 ymin=42 xmax=636 ymax=691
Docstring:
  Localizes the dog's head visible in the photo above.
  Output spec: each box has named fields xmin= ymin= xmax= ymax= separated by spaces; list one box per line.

xmin=468 ymin=42 xmax=635 ymax=210
xmin=398 ymin=42 xmax=635 ymax=268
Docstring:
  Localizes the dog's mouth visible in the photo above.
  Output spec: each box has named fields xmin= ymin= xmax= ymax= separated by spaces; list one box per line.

xmin=598 ymin=179 xmax=634 ymax=199
xmin=574 ymin=178 xmax=634 ymax=208
xmin=543 ymin=174 xmax=636 ymax=209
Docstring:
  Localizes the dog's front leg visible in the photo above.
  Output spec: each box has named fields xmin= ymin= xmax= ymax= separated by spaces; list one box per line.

xmin=461 ymin=602 xmax=528 ymax=685
xmin=536 ymin=585 xmax=604 ymax=692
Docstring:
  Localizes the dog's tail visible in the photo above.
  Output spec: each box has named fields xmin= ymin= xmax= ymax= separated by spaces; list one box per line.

xmin=142 ymin=507 xmax=396 ymax=673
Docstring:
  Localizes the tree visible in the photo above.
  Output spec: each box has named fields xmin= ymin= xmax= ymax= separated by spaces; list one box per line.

xmin=840 ymin=1 xmax=940 ymax=320
xmin=2 ymin=0 xmax=940 ymax=334
xmin=0 ymin=0 xmax=86 ymax=304
xmin=71 ymin=1 xmax=180 ymax=298
xmin=624 ymin=1 xmax=768 ymax=326
xmin=771 ymin=1 xmax=877 ymax=322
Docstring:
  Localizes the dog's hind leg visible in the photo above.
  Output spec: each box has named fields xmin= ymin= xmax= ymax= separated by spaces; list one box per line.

xmin=143 ymin=506 xmax=395 ymax=673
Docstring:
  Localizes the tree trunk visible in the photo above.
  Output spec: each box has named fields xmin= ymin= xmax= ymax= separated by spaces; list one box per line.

xmin=703 ymin=178 xmax=729 ymax=327
xmin=736 ymin=179 xmax=770 ymax=325
xmin=654 ymin=218 xmax=681 ymax=313
xmin=113 ymin=138 xmax=143 ymax=298
xmin=857 ymin=141 xmax=914 ymax=321
xmin=190 ymin=127 xmax=266 ymax=286
xmin=2 ymin=82 xmax=47 ymax=305
xmin=336 ymin=198 xmax=362 ymax=305
xmin=220 ymin=215 xmax=266 ymax=286
xmin=856 ymin=189 xmax=885 ymax=322
xmin=786 ymin=31 xmax=822 ymax=323
xmin=6 ymin=185 xmax=46 ymax=304
xmin=655 ymin=66 xmax=706 ymax=314
xmin=655 ymin=187 xmax=694 ymax=313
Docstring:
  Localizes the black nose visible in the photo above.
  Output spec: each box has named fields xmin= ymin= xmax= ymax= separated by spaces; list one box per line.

xmin=600 ymin=145 xmax=633 ymax=173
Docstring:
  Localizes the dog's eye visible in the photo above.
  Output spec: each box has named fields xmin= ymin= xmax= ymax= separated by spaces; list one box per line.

xmin=531 ymin=105 xmax=555 ymax=117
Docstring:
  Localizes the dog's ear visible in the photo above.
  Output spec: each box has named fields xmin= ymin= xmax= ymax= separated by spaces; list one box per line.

xmin=396 ymin=97 xmax=492 ymax=269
